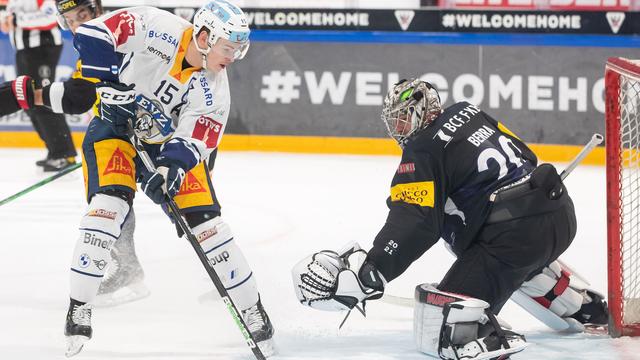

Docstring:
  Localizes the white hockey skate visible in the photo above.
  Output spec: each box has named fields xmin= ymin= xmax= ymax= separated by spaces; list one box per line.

xmin=242 ymin=296 xmax=276 ymax=357
xmin=64 ymin=298 xmax=92 ymax=357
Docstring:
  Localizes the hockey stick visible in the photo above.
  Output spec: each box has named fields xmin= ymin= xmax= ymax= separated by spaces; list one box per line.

xmin=560 ymin=133 xmax=603 ymax=180
xmin=0 ymin=162 xmax=81 ymax=207
xmin=127 ymin=130 xmax=265 ymax=360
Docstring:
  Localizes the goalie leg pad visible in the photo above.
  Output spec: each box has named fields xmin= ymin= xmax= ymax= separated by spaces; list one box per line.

xmin=414 ymin=284 xmax=528 ymax=360
xmin=518 ymin=261 xmax=609 ymax=327
xmin=195 ymin=216 xmax=258 ymax=311
xmin=519 ymin=261 xmax=584 ymax=318
xmin=70 ymin=194 xmax=130 ymax=303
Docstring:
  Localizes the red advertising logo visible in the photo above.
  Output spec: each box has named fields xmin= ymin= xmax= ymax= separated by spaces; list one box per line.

xmin=103 ymin=147 xmax=133 ymax=176
xmin=191 ymin=116 xmax=222 ymax=148
xmin=443 ymin=0 xmax=631 ymax=10
xmin=104 ymin=11 xmax=136 ymax=46
xmin=178 ymin=172 xmax=206 ymax=195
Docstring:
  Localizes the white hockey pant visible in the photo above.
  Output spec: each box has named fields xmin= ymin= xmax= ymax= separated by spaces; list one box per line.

xmin=519 ymin=260 xmax=584 ymax=318
xmin=195 ymin=216 xmax=259 ymax=311
xmin=70 ymin=194 xmax=130 ymax=303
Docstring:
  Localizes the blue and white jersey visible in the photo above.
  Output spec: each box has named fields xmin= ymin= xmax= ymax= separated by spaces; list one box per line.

xmin=74 ymin=6 xmax=230 ymax=170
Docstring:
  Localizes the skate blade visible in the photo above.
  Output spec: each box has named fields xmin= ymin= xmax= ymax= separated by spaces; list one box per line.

xmin=93 ymin=282 xmax=150 ymax=308
xmin=257 ymin=338 xmax=277 ymax=357
xmin=65 ymin=335 xmax=89 ymax=357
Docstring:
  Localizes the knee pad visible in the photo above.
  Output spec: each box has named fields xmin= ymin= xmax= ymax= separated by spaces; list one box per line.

xmin=194 ymin=216 xmax=258 ymax=310
xmin=70 ymin=193 xmax=130 ymax=303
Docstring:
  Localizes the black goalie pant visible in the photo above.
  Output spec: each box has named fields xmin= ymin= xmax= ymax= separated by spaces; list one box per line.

xmin=437 ymin=196 xmax=576 ymax=314
xmin=16 ymin=45 xmax=77 ymax=159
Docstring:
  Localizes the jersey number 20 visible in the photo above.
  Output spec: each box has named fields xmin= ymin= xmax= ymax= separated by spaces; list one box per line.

xmin=477 ymin=135 xmax=524 ymax=180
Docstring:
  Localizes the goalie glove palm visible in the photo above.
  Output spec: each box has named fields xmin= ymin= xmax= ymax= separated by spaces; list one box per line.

xmin=292 ymin=243 xmax=385 ymax=312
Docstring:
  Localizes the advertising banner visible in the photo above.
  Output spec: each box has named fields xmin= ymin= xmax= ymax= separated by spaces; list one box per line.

xmin=225 ymin=42 xmax=636 ymax=145
xmin=439 ymin=0 xmax=635 ymax=11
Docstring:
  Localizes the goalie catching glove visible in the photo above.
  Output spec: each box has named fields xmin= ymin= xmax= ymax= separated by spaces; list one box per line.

xmin=291 ymin=242 xmax=385 ymax=313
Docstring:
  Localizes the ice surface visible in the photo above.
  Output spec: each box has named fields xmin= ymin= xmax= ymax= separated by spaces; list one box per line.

xmin=0 ymin=148 xmax=638 ymax=359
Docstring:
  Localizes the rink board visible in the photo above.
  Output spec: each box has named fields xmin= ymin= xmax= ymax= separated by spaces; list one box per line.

xmin=0 ymin=30 xmax=634 ymax=163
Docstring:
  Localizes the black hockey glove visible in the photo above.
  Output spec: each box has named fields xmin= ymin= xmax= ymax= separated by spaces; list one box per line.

xmin=96 ymin=82 xmax=137 ymax=137
xmin=10 ymin=75 xmax=36 ymax=110
xmin=140 ymin=156 xmax=187 ymax=204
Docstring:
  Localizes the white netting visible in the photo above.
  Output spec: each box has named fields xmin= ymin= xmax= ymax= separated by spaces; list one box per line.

xmin=618 ymin=73 xmax=640 ymax=325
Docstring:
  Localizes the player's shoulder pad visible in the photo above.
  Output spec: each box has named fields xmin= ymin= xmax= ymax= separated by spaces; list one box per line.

xmin=76 ymin=7 xmax=147 ymax=50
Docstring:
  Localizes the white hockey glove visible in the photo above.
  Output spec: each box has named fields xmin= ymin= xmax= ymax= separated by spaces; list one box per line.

xmin=292 ymin=242 xmax=385 ymax=313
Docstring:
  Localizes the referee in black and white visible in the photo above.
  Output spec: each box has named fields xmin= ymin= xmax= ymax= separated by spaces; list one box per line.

xmin=1 ymin=0 xmax=76 ymax=171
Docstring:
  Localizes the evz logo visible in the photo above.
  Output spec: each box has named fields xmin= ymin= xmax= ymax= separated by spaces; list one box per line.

xmin=136 ymin=95 xmax=173 ymax=136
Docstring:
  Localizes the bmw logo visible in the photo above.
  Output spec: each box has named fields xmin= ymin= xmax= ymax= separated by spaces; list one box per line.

xmin=79 ymin=254 xmax=91 ymax=268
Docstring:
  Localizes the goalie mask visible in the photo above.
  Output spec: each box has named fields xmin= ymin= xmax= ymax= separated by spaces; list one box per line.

xmin=192 ymin=1 xmax=251 ymax=69
xmin=381 ymin=79 xmax=442 ymax=145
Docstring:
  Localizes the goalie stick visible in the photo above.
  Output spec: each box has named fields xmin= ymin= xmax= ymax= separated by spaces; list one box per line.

xmin=381 ymin=133 xmax=604 ymax=333
xmin=0 ymin=162 xmax=81 ymax=207
xmin=127 ymin=129 xmax=266 ymax=360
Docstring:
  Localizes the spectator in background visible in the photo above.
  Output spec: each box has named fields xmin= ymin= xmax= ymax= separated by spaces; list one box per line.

xmin=0 ymin=0 xmax=76 ymax=171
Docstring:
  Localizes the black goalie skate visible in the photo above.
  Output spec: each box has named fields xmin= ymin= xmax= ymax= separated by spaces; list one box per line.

xmin=242 ymin=296 xmax=276 ymax=357
xmin=64 ymin=298 xmax=93 ymax=357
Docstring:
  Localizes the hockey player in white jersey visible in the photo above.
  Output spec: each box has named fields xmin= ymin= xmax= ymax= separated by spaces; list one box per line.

xmin=63 ymin=1 xmax=274 ymax=357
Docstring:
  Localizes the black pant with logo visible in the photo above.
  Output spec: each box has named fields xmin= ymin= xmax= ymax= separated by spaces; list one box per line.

xmin=16 ymin=45 xmax=77 ymax=159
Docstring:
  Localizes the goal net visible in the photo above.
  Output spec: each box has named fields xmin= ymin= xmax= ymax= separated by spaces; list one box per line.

xmin=606 ymin=57 xmax=640 ymax=337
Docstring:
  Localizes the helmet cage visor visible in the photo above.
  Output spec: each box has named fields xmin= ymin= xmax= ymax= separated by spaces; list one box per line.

xmin=381 ymin=80 xmax=441 ymax=145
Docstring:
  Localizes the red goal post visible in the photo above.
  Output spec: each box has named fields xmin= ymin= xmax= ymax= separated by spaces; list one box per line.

xmin=606 ymin=57 xmax=640 ymax=337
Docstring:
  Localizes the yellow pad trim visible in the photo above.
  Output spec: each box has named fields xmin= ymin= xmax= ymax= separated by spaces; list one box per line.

xmin=93 ymin=139 xmax=137 ymax=190
xmin=174 ymin=162 xmax=214 ymax=209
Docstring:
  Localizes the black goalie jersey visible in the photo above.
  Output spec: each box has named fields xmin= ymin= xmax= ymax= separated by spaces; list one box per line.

xmin=369 ymin=101 xmax=538 ymax=281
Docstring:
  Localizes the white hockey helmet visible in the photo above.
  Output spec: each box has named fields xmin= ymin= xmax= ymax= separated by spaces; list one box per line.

xmin=192 ymin=0 xmax=250 ymax=66
xmin=381 ymin=79 xmax=442 ymax=146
